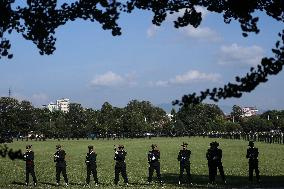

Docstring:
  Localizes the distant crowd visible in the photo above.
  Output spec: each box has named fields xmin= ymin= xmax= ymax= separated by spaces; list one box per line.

xmin=206 ymin=131 xmax=284 ymax=144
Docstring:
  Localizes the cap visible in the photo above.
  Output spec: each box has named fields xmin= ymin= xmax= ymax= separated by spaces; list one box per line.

xmin=26 ymin=145 xmax=32 ymax=149
xmin=118 ymin=145 xmax=124 ymax=149
xmin=88 ymin=145 xmax=93 ymax=149
xmin=151 ymin=144 xmax=157 ymax=148
xmin=181 ymin=142 xmax=188 ymax=147
xmin=211 ymin=141 xmax=219 ymax=147
xmin=248 ymin=141 xmax=254 ymax=146
xmin=56 ymin=144 xmax=61 ymax=149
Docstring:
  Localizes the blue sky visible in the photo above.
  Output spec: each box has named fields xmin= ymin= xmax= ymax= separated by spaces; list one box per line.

xmin=0 ymin=5 xmax=283 ymax=111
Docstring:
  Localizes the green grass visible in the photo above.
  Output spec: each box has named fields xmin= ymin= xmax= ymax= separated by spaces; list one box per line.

xmin=1 ymin=137 xmax=284 ymax=188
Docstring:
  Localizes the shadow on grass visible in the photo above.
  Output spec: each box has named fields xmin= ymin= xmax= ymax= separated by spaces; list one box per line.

xmin=11 ymin=175 xmax=284 ymax=188
xmin=162 ymin=173 xmax=284 ymax=188
xmin=11 ymin=181 xmax=26 ymax=186
xmin=38 ymin=181 xmax=57 ymax=186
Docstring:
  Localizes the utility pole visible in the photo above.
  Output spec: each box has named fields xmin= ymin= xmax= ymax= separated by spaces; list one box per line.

xmin=8 ymin=88 xmax=11 ymax=98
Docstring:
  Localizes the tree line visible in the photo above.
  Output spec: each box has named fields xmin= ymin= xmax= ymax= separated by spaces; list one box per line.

xmin=0 ymin=97 xmax=284 ymax=140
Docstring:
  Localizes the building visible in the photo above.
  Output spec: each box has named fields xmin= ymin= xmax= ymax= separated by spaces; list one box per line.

xmin=47 ymin=103 xmax=57 ymax=112
xmin=56 ymin=98 xmax=69 ymax=113
xmin=43 ymin=98 xmax=70 ymax=113
xmin=242 ymin=107 xmax=258 ymax=117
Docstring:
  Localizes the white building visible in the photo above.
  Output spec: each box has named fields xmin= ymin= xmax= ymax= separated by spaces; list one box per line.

xmin=47 ymin=103 xmax=57 ymax=112
xmin=242 ymin=107 xmax=258 ymax=117
xmin=43 ymin=98 xmax=70 ymax=113
xmin=56 ymin=98 xmax=70 ymax=113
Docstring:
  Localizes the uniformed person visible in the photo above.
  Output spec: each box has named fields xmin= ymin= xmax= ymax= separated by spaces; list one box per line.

xmin=85 ymin=145 xmax=99 ymax=186
xmin=213 ymin=142 xmax=226 ymax=184
xmin=114 ymin=144 xmax=129 ymax=186
xmin=23 ymin=145 xmax=37 ymax=186
xmin=246 ymin=141 xmax=260 ymax=183
xmin=177 ymin=142 xmax=192 ymax=185
xmin=206 ymin=141 xmax=226 ymax=184
xmin=206 ymin=142 xmax=217 ymax=184
xmin=54 ymin=144 xmax=69 ymax=186
xmin=147 ymin=144 xmax=162 ymax=185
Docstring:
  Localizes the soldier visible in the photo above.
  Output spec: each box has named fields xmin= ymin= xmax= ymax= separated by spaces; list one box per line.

xmin=206 ymin=142 xmax=217 ymax=184
xmin=23 ymin=145 xmax=37 ymax=186
xmin=206 ymin=142 xmax=226 ymax=184
xmin=246 ymin=141 xmax=260 ymax=183
xmin=177 ymin=142 xmax=192 ymax=185
xmin=147 ymin=144 xmax=162 ymax=185
xmin=213 ymin=142 xmax=226 ymax=184
xmin=54 ymin=144 xmax=69 ymax=186
xmin=85 ymin=145 xmax=99 ymax=187
xmin=114 ymin=144 xmax=129 ymax=186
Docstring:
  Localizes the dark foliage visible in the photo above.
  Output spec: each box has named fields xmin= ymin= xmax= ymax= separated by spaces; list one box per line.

xmin=0 ymin=0 xmax=283 ymax=105
xmin=0 ymin=144 xmax=24 ymax=160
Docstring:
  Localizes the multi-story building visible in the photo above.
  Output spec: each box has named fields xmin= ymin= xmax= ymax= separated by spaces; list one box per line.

xmin=47 ymin=103 xmax=57 ymax=112
xmin=43 ymin=98 xmax=70 ymax=113
xmin=242 ymin=107 xmax=258 ymax=117
xmin=56 ymin=98 xmax=69 ymax=113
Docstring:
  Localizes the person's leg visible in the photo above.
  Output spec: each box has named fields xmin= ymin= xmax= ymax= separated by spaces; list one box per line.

xmin=86 ymin=166 xmax=91 ymax=184
xmin=148 ymin=166 xmax=154 ymax=183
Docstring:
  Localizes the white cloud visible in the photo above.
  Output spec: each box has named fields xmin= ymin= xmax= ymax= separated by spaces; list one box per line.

xmin=147 ymin=25 xmax=160 ymax=38
xmin=147 ymin=6 xmax=217 ymax=40
xmin=90 ymin=71 xmax=137 ymax=88
xmin=180 ymin=26 xmax=221 ymax=41
xmin=151 ymin=70 xmax=221 ymax=87
xmin=167 ymin=6 xmax=209 ymax=21
xmin=218 ymin=43 xmax=264 ymax=66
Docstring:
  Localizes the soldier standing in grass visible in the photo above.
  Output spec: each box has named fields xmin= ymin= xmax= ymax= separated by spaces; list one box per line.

xmin=114 ymin=144 xmax=129 ymax=186
xmin=147 ymin=144 xmax=162 ymax=185
xmin=206 ymin=141 xmax=226 ymax=184
xmin=206 ymin=142 xmax=217 ymax=184
xmin=177 ymin=142 xmax=192 ymax=185
xmin=213 ymin=142 xmax=226 ymax=184
xmin=23 ymin=144 xmax=37 ymax=186
xmin=246 ymin=141 xmax=260 ymax=183
xmin=85 ymin=145 xmax=99 ymax=187
xmin=54 ymin=144 xmax=69 ymax=186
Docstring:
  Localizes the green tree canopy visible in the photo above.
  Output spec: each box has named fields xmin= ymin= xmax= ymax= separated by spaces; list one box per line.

xmin=0 ymin=0 xmax=283 ymax=106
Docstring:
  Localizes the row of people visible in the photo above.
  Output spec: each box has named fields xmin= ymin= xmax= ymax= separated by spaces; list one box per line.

xmin=22 ymin=141 xmax=260 ymax=187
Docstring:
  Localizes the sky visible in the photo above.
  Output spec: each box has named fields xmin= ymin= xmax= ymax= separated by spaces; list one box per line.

xmin=0 ymin=3 xmax=283 ymax=112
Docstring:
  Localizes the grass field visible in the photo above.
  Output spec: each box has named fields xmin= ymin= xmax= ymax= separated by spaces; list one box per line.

xmin=1 ymin=137 xmax=284 ymax=189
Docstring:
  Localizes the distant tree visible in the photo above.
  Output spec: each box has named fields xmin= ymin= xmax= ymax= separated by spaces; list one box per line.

xmin=1 ymin=1 xmax=283 ymax=106
xmin=260 ymin=110 xmax=284 ymax=131
xmin=223 ymin=121 xmax=242 ymax=132
xmin=0 ymin=97 xmax=20 ymax=133
xmin=177 ymin=103 xmax=224 ymax=133
xmin=98 ymin=102 xmax=116 ymax=137
xmin=65 ymin=103 xmax=87 ymax=138
xmin=231 ymin=105 xmax=243 ymax=123
xmin=241 ymin=115 xmax=273 ymax=133
xmin=84 ymin=108 xmax=99 ymax=137
xmin=123 ymin=100 xmax=150 ymax=136
xmin=50 ymin=110 xmax=66 ymax=138
xmin=17 ymin=100 xmax=36 ymax=136
xmin=33 ymin=107 xmax=51 ymax=137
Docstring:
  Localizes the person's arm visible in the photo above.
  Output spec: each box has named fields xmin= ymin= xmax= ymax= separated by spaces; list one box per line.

xmin=157 ymin=151 xmax=160 ymax=160
xmin=246 ymin=149 xmax=249 ymax=159
xmin=177 ymin=151 xmax=181 ymax=161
